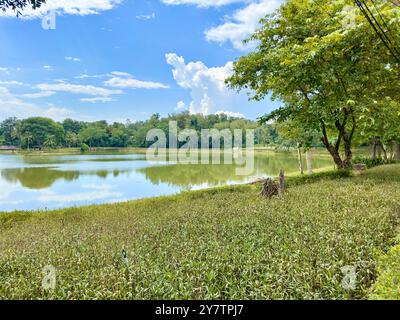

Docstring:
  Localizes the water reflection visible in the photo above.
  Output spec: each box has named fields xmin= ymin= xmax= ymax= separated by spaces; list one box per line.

xmin=1 ymin=167 xmax=131 ymax=189
xmin=0 ymin=152 xmax=333 ymax=211
xmin=139 ymin=154 xmax=333 ymax=188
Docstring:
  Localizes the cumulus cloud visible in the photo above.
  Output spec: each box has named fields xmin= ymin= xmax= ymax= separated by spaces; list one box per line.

xmin=166 ymin=53 xmax=251 ymax=115
xmin=0 ymin=86 xmax=73 ymax=121
xmin=205 ymin=0 xmax=282 ymax=50
xmin=1 ymin=0 xmax=123 ymax=19
xmin=161 ymin=0 xmax=243 ymax=7
xmin=104 ymin=72 xmax=170 ymax=89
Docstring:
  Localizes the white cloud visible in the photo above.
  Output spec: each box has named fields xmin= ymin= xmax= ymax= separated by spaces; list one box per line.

xmin=80 ymin=97 xmax=114 ymax=103
xmin=1 ymin=0 xmax=123 ymax=19
xmin=165 ymin=54 xmax=269 ymax=117
xmin=175 ymin=100 xmax=187 ymax=111
xmin=21 ymin=91 xmax=56 ymax=99
xmin=205 ymin=0 xmax=282 ymax=50
xmin=38 ymin=190 xmax=123 ymax=203
xmin=43 ymin=65 xmax=53 ymax=70
xmin=136 ymin=13 xmax=156 ymax=20
xmin=75 ymin=73 xmax=107 ymax=79
xmin=161 ymin=0 xmax=244 ymax=8
xmin=215 ymin=110 xmax=244 ymax=118
xmin=104 ymin=72 xmax=170 ymax=89
xmin=65 ymin=56 xmax=81 ymax=62
xmin=0 ymin=80 xmax=24 ymax=86
xmin=0 ymin=86 xmax=73 ymax=121
xmin=36 ymin=82 xmax=123 ymax=97
xmin=166 ymin=53 xmax=236 ymax=115
xmin=110 ymin=71 xmax=132 ymax=77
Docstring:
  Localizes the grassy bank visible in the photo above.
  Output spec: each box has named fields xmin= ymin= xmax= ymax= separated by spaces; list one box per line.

xmin=0 ymin=165 xmax=399 ymax=299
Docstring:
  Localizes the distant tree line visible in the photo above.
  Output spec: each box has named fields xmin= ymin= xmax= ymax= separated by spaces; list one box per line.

xmin=0 ymin=112 xmax=299 ymax=150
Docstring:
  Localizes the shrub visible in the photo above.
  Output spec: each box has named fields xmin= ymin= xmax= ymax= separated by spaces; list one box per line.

xmin=80 ymin=143 xmax=89 ymax=153
xmin=285 ymin=169 xmax=352 ymax=188
xmin=369 ymin=244 xmax=400 ymax=300
xmin=353 ymin=156 xmax=395 ymax=169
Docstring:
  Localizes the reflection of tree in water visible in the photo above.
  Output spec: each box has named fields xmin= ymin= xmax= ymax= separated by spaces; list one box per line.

xmin=0 ymin=167 xmax=129 ymax=189
xmin=139 ymin=164 xmax=243 ymax=188
xmin=139 ymin=154 xmax=333 ymax=188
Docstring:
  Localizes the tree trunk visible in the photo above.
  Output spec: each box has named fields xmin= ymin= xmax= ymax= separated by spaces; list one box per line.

xmin=306 ymin=150 xmax=313 ymax=174
xmin=395 ymin=142 xmax=400 ymax=161
xmin=327 ymin=145 xmax=345 ymax=169
xmin=377 ymin=143 xmax=382 ymax=159
xmin=370 ymin=141 xmax=377 ymax=160
xmin=297 ymin=143 xmax=304 ymax=175
xmin=342 ymin=132 xmax=353 ymax=169
xmin=378 ymin=141 xmax=388 ymax=161
xmin=279 ymin=169 xmax=285 ymax=195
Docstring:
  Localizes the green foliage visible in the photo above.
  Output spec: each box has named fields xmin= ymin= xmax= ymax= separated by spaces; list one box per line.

xmin=226 ymin=0 xmax=400 ymax=169
xmin=0 ymin=0 xmax=45 ymax=14
xmin=80 ymin=143 xmax=89 ymax=153
xmin=370 ymin=236 xmax=400 ymax=300
xmin=19 ymin=117 xmax=64 ymax=149
xmin=1 ymin=164 xmax=399 ymax=299
xmin=285 ymin=169 xmax=352 ymax=188
xmin=0 ymin=117 xmax=20 ymax=146
xmin=1 ymin=113 xmax=291 ymax=150
xmin=353 ymin=156 xmax=396 ymax=168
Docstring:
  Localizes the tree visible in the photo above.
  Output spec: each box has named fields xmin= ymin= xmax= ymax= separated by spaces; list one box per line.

xmin=43 ymin=134 xmax=56 ymax=149
xmin=358 ymin=98 xmax=400 ymax=160
xmin=274 ymin=119 xmax=320 ymax=174
xmin=0 ymin=117 xmax=20 ymax=146
xmin=19 ymin=117 xmax=64 ymax=149
xmin=62 ymin=119 xmax=86 ymax=134
xmin=21 ymin=133 xmax=33 ymax=151
xmin=0 ymin=0 xmax=45 ymax=15
xmin=65 ymin=132 xmax=79 ymax=148
xmin=226 ymin=0 xmax=400 ymax=169
xmin=79 ymin=126 xmax=108 ymax=148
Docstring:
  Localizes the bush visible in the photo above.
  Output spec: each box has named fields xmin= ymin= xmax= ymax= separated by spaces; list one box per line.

xmin=80 ymin=143 xmax=89 ymax=153
xmin=353 ymin=156 xmax=395 ymax=169
xmin=370 ymin=244 xmax=400 ymax=300
xmin=285 ymin=169 xmax=352 ymax=188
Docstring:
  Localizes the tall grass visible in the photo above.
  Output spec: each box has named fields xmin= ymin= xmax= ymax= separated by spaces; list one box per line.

xmin=0 ymin=165 xmax=399 ymax=299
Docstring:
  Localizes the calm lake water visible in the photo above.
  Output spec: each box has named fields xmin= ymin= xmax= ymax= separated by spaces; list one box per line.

xmin=0 ymin=151 xmax=333 ymax=212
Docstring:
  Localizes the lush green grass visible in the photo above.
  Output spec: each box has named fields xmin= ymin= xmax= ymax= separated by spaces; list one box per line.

xmin=0 ymin=165 xmax=399 ymax=300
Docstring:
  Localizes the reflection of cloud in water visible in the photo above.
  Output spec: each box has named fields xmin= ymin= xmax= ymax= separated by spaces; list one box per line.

xmin=81 ymin=184 xmax=115 ymax=190
xmin=38 ymin=190 xmax=123 ymax=203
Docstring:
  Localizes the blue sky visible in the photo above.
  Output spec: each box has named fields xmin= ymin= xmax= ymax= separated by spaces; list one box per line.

xmin=0 ymin=0 xmax=283 ymax=123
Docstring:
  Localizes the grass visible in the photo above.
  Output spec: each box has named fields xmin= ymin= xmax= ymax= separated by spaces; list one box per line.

xmin=0 ymin=164 xmax=399 ymax=300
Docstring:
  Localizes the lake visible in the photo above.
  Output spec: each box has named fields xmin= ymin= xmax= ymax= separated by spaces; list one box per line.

xmin=0 ymin=151 xmax=333 ymax=212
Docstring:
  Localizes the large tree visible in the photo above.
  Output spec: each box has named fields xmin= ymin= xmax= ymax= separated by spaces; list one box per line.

xmin=19 ymin=117 xmax=64 ymax=149
xmin=227 ymin=0 xmax=400 ymax=169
